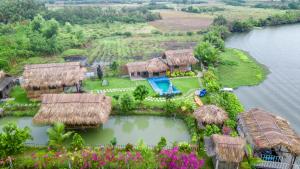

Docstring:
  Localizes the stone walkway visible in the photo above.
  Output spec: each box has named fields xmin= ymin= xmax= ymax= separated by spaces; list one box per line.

xmin=92 ymin=87 xmax=135 ymax=94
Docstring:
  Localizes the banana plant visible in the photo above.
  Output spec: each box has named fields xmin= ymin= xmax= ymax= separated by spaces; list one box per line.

xmin=241 ymin=144 xmax=263 ymax=169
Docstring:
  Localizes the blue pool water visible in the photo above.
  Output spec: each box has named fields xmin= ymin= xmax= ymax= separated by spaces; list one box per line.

xmin=148 ymin=77 xmax=181 ymax=96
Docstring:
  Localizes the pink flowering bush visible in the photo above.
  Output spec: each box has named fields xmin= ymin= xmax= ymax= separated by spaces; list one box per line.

xmin=159 ymin=147 xmax=204 ymax=169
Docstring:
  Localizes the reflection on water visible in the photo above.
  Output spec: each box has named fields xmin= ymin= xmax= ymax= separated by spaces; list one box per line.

xmin=226 ymin=24 xmax=300 ymax=133
xmin=0 ymin=116 xmax=190 ymax=145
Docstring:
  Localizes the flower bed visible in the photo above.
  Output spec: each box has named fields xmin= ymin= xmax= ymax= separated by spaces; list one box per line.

xmin=4 ymin=146 xmax=204 ymax=169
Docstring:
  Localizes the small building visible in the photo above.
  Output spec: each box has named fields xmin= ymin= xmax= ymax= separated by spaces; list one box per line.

xmin=33 ymin=93 xmax=112 ymax=128
xmin=0 ymin=71 xmax=14 ymax=99
xmin=205 ymin=134 xmax=246 ymax=169
xmin=22 ymin=62 xmax=86 ymax=99
xmin=126 ymin=49 xmax=198 ymax=79
xmin=162 ymin=49 xmax=198 ymax=72
xmin=238 ymin=108 xmax=300 ymax=169
xmin=193 ymin=105 xmax=228 ymax=128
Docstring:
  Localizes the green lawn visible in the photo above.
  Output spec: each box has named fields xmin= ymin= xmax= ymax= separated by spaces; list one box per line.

xmin=171 ymin=77 xmax=200 ymax=93
xmin=216 ymin=48 xmax=268 ymax=88
xmin=84 ymin=77 xmax=200 ymax=94
xmin=9 ymin=86 xmax=31 ymax=104
xmin=83 ymin=76 xmax=200 ymax=108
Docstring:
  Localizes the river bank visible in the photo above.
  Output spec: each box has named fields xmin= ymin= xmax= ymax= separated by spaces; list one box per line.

xmin=215 ymin=48 xmax=269 ymax=89
xmin=226 ymin=24 xmax=300 ymax=133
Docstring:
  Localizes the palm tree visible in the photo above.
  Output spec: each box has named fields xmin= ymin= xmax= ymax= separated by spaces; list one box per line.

xmin=47 ymin=122 xmax=73 ymax=149
xmin=241 ymin=144 xmax=263 ymax=169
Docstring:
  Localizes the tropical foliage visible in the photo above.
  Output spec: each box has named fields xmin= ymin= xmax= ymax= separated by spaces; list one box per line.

xmin=47 ymin=122 xmax=73 ymax=150
xmin=0 ymin=123 xmax=32 ymax=158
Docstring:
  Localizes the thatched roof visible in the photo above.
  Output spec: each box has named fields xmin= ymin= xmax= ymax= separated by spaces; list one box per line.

xmin=238 ymin=108 xmax=300 ymax=155
xmin=194 ymin=105 xmax=228 ymax=124
xmin=22 ymin=62 xmax=86 ymax=89
xmin=33 ymin=93 xmax=112 ymax=128
xmin=147 ymin=58 xmax=169 ymax=72
xmin=209 ymin=134 xmax=246 ymax=163
xmin=163 ymin=49 xmax=198 ymax=66
xmin=126 ymin=58 xmax=169 ymax=73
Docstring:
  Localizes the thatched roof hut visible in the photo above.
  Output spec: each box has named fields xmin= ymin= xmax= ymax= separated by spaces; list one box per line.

xmin=238 ymin=108 xmax=300 ymax=155
xmin=163 ymin=49 xmax=198 ymax=66
xmin=126 ymin=58 xmax=169 ymax=74
xmin=207 ymin=134 xmax=246 ymax=163
xmin=194 ymin=105 xmax=228 ymax=125
xmin=22 ymin=62 xmax=86 ymax=89
xmin=33 ymin=93 xmax=112 ymax=128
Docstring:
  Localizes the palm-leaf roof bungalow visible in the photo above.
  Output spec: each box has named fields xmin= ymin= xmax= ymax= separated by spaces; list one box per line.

xmin=0 ymin=71 xmax=14 ymax=99
xmin=205 ymin=134 xmax=246 ymax=169
xmin=22 ymin=62 xmax=86 ymax=99
xmin=33 ymin=93 xmax=112 ymax=128
xmin=162 ymin=49 xmax=198 ymax=72
xmin=126 ymin=49 xmax=198 ymax=79
xmin=238 ymin=108 xmax=300 ymax=169
xmin=193 ymin=105 xmax=228 ymax=129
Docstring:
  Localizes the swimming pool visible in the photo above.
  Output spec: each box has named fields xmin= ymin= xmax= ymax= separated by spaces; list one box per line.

xmin=148 ymin=77 xmax=181 ymax=96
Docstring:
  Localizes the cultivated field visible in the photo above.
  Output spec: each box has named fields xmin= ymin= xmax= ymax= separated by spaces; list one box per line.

xmin=149 ymin=10 xmax=214 ymax=32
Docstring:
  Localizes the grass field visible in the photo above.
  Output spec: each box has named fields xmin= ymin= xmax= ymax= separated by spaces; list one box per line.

xmin=216 ymin=48 xmax=268 ymax=88
xmin=9 ymin=86 xmax=31 ymax=104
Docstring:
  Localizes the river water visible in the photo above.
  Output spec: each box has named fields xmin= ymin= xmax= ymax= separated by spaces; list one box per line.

xmin=0 ymin=116 xmax=190 ymax=145
xmin=226 ymin=24 xmax=300 ymax=133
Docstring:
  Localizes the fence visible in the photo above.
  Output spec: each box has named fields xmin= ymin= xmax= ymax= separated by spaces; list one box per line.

xmin=255 ymin=154 xmax=300 ymax=169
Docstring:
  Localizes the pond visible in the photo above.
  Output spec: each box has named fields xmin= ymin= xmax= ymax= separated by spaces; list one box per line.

xmin=0 ymin=116 xmax=190 ymax=145
xmin=226 ymin=24 xmax=300 ymax=133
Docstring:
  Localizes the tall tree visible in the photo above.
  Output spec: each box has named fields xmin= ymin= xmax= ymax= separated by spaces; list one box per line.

xmin=0 ymin=0 xmax=45 ymax=23
xmin=97 ymin=65 xmax=103 ymax=80
xmin=194 ymin=41 xmax=220 ymax=66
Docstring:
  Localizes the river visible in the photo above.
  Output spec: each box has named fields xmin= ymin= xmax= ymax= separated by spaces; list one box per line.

xmin=0 ymin=116 xmax=190 ymax=145
xmin=226 ymin=24 xmax=300 ymax=133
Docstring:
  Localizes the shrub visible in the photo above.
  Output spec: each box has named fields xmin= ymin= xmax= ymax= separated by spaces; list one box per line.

xmin=178 ymin=100 xmax=194 ymax=114
xmin=155 ymin=137 xmax=167 ymax=153
xmin=70 ymin=133 xmax=85 ymax=151
xmin=163 ymin=101 xmax=177 ymax=115
xmin=178 ymin=142 xmax=192 ymax=153
xmin=120 ymin=94 xmax=135 ymax=112
xmin=220 ymin=92 xmax=244 ymax=119
xmin=0 ymin=123 xmax=32 ymax=158
xmin=133 ymin=85 xmax=149 ymax=103
xmin=204 ymin=124 xmax=221 ymax=136
xmin=110 ymin=137 xmax=117 ymax=147
xmin=224 ymin=119 xmax=237 ymax=129
xmin=125 ymin=143 xmax=134 ymax=152
xmin=47 ymin=122 xmax=73 ymax=150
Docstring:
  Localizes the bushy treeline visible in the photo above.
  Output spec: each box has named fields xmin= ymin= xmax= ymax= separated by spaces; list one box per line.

xmin=0 ymin=0 xmax=161 ymax=24
xmin=172 ymin=0 xmax=206 ymax=4
xmin=0 ymin=0 xmax=46 ymax=24
xmin=45 ymin=7 xmax=161 ymax=24
xmin=222 ymin=0 xmax=245 ymax=6
xmin=0 ymin=15 xmax=86 ymax=71
xmin=253 ymin=2 xmax=300 ymax=10
xmin=213 ymin=12 xmax=300 ymax=33
xmin=48 ymin=0 xmax=146 ymax=4
xmin=182 ymin=6 xmax=225 ymax=13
